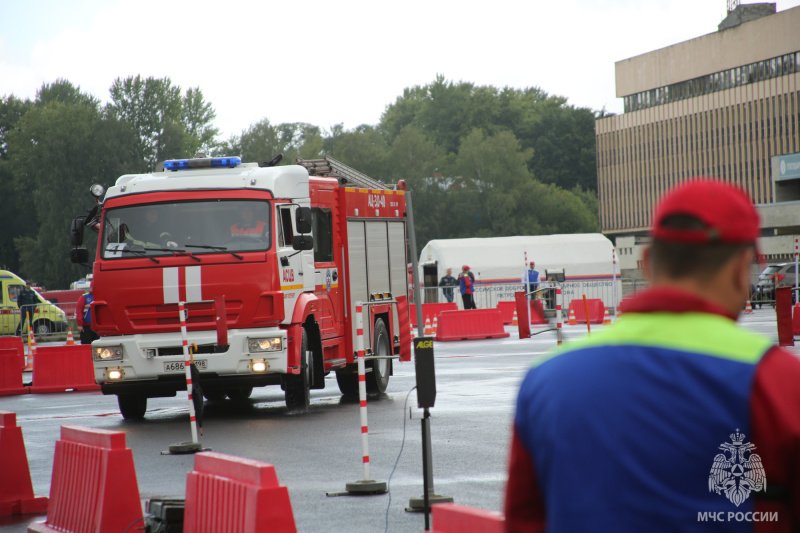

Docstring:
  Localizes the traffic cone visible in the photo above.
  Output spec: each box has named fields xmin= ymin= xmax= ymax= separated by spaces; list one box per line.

xmin=24 ymin=330 xmax=35 ymax=372
xmin=65 ymin=327 xmax=76 ymax=346
xmin=511 ymin=309 xmax=518 ymax=326
xmin=568 ymin=307 xmax=577 ymax=326
xmin=745 ymin=300 xmax=753 ymax=314
xmin=603 ymin=307 xmax=611 ymax=325
xmin=423 ymin=317 xmax=433 ymax=337
xmin=432 ymin=316 xmax=438 ymax=336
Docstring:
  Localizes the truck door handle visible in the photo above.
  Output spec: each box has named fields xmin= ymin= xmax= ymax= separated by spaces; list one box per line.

xmin=333 ymin=271 xmax=338 ymax=281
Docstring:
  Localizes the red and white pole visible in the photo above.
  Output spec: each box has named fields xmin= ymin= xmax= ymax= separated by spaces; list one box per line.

xmin=794 ymin=238 xmax=798 ymax=294
xmin=556 ymin=287 xmax=563 ymax=345
xmin=179 ymin=302 xmax=200 ymax=444
xmin=612 ymin=248 xmax=619 ymax=321
xmin=341 ymin=303 xmax=386 ymax=494
xmin=356 ymin=303 xmax=371 ymax=480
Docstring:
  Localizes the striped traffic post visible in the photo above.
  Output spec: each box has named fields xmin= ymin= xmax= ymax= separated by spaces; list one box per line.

xmin=612 ymin=247 xmax=619 ymax=322
xmin=164 ymin=301 xmax=205 ymax=454
xmin=556 ymin=287 xmax=563 ymax=345
xmin=345 ymin=302 xmax=387 ymax=494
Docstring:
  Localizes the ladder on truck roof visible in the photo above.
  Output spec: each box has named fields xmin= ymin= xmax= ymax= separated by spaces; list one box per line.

xmin=296 ymin=156 xmax=395 ymax=190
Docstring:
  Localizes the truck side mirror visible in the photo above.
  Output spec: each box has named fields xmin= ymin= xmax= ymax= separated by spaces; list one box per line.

xmin=292 ymin=235 xmax=314 ymax=251
xmin=295 ymin=207 xmax=312 ymax=234
xmin=70 ymin=248 xmax=89 ymax=264
xmin=70 ymin=217 xmax=85 ymax=247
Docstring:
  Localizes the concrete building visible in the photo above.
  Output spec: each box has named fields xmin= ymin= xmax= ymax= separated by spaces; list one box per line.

xmin=596 ymin=2 xmax=800 ymax=276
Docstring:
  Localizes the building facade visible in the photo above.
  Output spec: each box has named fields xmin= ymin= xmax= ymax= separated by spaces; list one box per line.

xmin=596 ymin=3 xmax=800 ymax=268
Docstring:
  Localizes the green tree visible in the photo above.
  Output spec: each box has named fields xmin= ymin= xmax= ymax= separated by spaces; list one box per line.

xmin=0 ymin=95 xmax=34 ymax=272
xmin=323 ymin=124 xmax=388 ymax=180
xmin=8 ymin=97 xmax=138 ymax=288
xmin=107 ymin=76 xmax=218 ymax=170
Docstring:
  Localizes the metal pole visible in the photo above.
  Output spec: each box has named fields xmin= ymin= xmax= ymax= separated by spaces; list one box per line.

xmin=795 ymin=237 xmax=798 ymax=294
xmin=406 ymin=193 xmax=425 ymax=337
xmin=421 ymin=408 xmax=431 ymax=531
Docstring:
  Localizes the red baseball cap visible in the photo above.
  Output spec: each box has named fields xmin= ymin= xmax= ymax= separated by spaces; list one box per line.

xmin=463 ymin=265 xmax=470 ymax=270
xmin=650 ymin=179 xmax=760 ymax=245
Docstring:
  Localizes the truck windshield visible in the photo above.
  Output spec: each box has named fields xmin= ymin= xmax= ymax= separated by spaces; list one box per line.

xmin=100 ymin=200 xmax=271 ymax=259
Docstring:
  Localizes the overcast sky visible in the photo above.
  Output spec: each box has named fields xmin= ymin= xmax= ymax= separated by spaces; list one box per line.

xmin=2 ymin=0 xmax=800 ymax=140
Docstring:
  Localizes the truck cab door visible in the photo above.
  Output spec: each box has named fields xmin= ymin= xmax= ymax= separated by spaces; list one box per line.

xmin=277 ymin=205 xmax=314 ymax=323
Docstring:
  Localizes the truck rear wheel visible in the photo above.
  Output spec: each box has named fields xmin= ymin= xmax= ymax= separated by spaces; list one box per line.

xmin=285 ymin=328 xmax=312 ymax=412
xmin=366 ymin=319 xmax=391 ymax=394
xmin=118 ymin=394 xmax=147 ymax=420
xmin=335 ymin=368 xmax=359 ymax=396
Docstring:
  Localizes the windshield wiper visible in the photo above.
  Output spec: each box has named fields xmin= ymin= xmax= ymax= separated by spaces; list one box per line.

xmin=115 ymin=248 xmax=160 ymax=263
xmin=185 ymin=244 xmax=244 ymax=260
xmin=143 ymin=247 xmax=201 ymax=262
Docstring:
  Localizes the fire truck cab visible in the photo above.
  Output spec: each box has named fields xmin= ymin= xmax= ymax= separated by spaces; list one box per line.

xmin=70 ymin=155 xmax=411 ymax=419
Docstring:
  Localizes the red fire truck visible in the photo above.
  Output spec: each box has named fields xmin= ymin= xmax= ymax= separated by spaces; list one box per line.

xmin=70 ymin=155 xmax=411 ymax=419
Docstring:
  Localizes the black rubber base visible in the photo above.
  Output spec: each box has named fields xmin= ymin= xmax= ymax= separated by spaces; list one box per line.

xmin=161 ymin=441 xmax=209 ymax=455
xmin=405 ymin=494 xmax=455 ymax=512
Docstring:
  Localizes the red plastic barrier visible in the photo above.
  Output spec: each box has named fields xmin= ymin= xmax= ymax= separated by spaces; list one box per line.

xmin=776 ymin=287 xmax=794 ymax=347
xmin=431 ymin=503 xmax=505 ymax=533
xmin=30 ymin=345 xmax=99 ymax=394
xmin=513 ymin=293 xmax=530 ymax=339
xmin=0 ymin=337 xmax=25 ymax=371
xmin=567 ymin=299 xmax=605 ymax=325
xmin=435 ymin=309 xmax=510 ymax=341
xmin=409 ymin=303 xmax=458 ymax=327
xmin=28 ymin=426 xmax=142 ymax=533
xmin=497 ymin=301 xmax=547 ymax=325
xmin=397 ymin=295 xmax=411 ymax=362
xmin=0 ymin=348 xmax=28 ymax=396
xmin=793 ymin=303 xmax=800 ymax=336
xmin=0 ymin=412 xmax=47 ymax=516
xmin=184 ymin=451 xmax=297 ymax=533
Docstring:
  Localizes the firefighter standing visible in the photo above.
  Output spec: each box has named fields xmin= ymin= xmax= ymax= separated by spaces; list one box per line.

xmin=15 ymin=282 xmax=37 ymax=336
xmin=76 ymin=284 xmax=99 ymax=345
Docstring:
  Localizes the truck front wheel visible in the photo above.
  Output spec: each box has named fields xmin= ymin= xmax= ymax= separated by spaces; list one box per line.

xmin=284 ymin=328 xmax=312 ymax=412
xmin=118 ymin=394 xmax=147 ymax=420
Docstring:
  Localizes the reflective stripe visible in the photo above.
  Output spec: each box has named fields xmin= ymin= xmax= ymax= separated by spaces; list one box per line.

xmin=185 ymin=266 xmax=202 ymax=303
xmin=163 ymin=268 xmax=179 ymax=304
xmin=557 ymin=312 xmax=772 ymax=364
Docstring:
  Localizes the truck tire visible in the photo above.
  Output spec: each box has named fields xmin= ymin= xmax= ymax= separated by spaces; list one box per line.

xmin=285 ymin=328 xmax=312 ymax=412
xmin=335 ymin=368 xmax=359 ymax=396
xmin=203 ymin=389 xmax=226 ymax=401
xmin=336 ymin=368 xmax=359 ymax=396
xmin=366 ymin=319 xmax=391 ymax=394
xmin=118 ymin=394 xmax=147 ymax=420
xmin=34 ymin=320 xmax=52 ymax=336
xmin=226 ymin=387 xmax=253 ymax=401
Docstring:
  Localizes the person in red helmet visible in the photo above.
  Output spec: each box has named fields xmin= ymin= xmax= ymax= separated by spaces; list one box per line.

xmin=458 ymin=265 xmax=476 ymax=309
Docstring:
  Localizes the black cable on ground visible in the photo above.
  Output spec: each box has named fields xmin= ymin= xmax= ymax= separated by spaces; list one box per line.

xmin=384 ymin=386 xmax=417 ymax=533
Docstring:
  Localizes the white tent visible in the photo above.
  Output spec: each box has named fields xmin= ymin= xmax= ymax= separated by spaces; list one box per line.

xmin=418 ymin=234 xmax=621 ymax=309
xmin=419 ymin=234 xmax=617 ymax=283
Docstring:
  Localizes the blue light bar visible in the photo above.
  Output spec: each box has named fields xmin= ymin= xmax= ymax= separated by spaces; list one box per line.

xmin=163 ymin=156 xmax=242 ymax=171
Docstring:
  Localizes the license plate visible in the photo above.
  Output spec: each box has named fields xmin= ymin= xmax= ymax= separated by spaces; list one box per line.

xmin=163 ymin=360 xmax=207 ymax=373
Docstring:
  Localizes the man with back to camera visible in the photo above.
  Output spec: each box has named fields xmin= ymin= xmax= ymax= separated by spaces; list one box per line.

xmin=458 ymin=265 xmax=477 ymax=309
xmin=505 ymin=179 xmax=800 ymax=532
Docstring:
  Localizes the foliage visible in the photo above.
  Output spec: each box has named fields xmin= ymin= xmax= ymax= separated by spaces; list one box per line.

xmin=0 ymin=74 xmax=602 ymax=286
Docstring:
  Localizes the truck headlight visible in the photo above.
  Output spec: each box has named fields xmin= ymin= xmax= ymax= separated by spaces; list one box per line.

xmin=251 ymin=359 xmax=268 ymax=372
xmin=94 ymin=345 xmax=123 ymax=361
xmin=248 ymin=337 xmax=282 ymax=353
